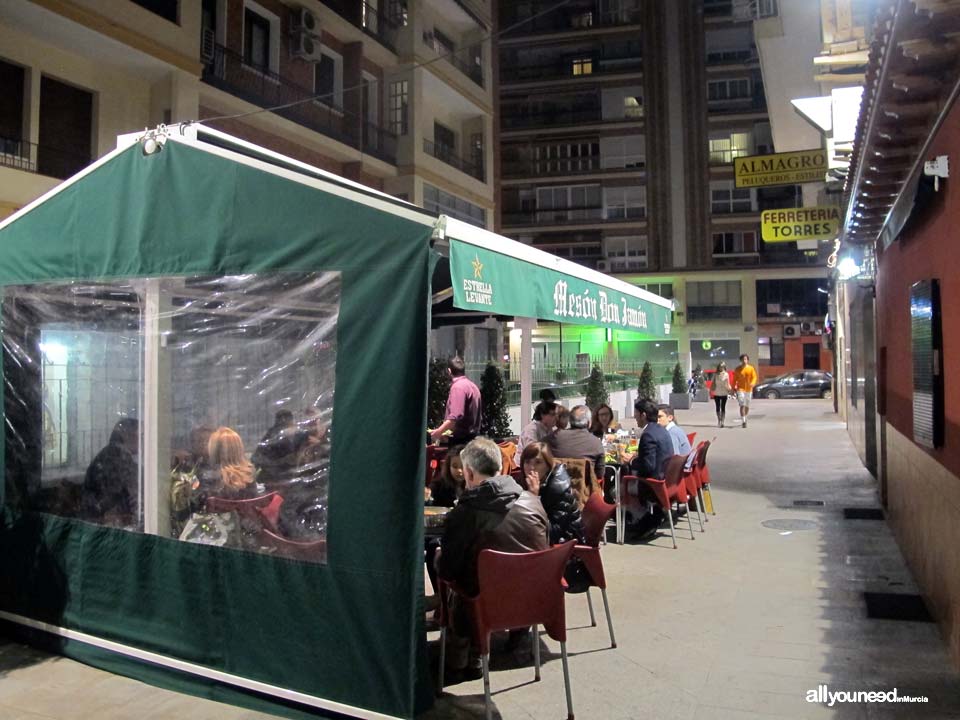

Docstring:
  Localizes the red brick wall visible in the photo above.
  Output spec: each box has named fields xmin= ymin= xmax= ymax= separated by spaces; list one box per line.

xmin=758 ymin=337 xmax=832 ymax=380
xmin=876 ymin=97 xmax=960 ymax=479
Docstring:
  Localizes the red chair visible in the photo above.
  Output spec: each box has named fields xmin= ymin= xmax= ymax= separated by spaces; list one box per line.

xmin=690 ymin=440 xmax=715 ymax=516
xmin=206 ymin=491 xmax=281 ymax=525
xmin=425 ymin=445 xmax=448 ymax=488
xmin=438 ymin=542 xmax=577 ymax=720
xmin=258 ymin=528 xmax=327 ymax=562
xmin=573 ymin=494 xmax=618 ymax=648
xmin=621 ymin=455 xmax=696 ymax=549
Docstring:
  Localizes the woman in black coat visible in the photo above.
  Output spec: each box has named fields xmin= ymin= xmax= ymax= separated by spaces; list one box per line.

xmin=519 ymin=441 xmax=584 ymax=545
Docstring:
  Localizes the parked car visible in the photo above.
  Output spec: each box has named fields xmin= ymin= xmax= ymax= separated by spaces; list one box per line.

xmin=752 ymin=371 xmax=833 ymax=400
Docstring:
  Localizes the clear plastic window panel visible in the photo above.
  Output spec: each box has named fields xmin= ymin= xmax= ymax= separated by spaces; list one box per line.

xmin=2 ymin=273 xmax=339 ymax=564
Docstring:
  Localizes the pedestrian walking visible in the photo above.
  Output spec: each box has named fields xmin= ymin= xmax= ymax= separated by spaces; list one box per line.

xmin=732 ymin=354 xmax=758 ymax=428
xmin=710 ymin=360 xmax=734 ymax=427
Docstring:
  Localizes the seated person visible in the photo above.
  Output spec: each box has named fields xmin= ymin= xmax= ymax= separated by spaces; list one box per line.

xmin=513 ymin=400 xmax=558 ymax=466
xmin=555 ymin=405 xmax=570 ymax=430
xmin=425 ymin=446 xmax=465 ymax=594
xmin=207 ymin=427 xmax=260 ymax=499
xmin=657 ymin=404 xmax=691 ymax=456
xmin=549 ymin=405 xmax=604 ymax=487
xmin=619 ymin=399 xmax=675 ymax=538
xmin=437 ymin=437 xmax=549 ymax=676
xmin=428 ymin=445 xmax=465 ymax=508
xmin=296 ymin=407 xmax=331 ymax=477
xmin=589 ymin=403 xmax=619 ymax=438
xmin=252 ymin=410 xmax=302 ymax=483
xmin=520 ymin=442 xmax=584 ymax=545
xmin=83 ymin=418 xmax=139 ymax=527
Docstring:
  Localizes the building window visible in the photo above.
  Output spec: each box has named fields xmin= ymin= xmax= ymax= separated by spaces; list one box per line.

xmin=709 ymin=131 xmax=752 ymax=164
xmin=711 ymin=181 xmax=753 ymax=214
xmin=132 ymin=0 xmax=179 ymax=23
xmin=536 ymin=184 xmax=602 ymax=221
xmin=389 ymin=80 xmax=408 ymax=135
xmin=423 ymin=183 xmax=486 ymax=227
xmin=600 ymin=136 xmax=645 ymax=169
xmin=534 ymin=141 xmax=599 ymax=174
xmin=314 ymin=50 xmax=343 ymax=109
xmin=639 ymin=282 xmax=673 ymax=299
xmin=604 ymin=186 xmax=646 ymax=219
xmin=708 ymin=78 xmax=751 ymax=102
xmin=433 ymin=122 xmax=456 ymax=157
xmin=604 ymin=235 xmax=647 ymax=269
xmin=602 ymin=86 xmax=643 ymax=120
xmin=243 ymin=7 xmax=271 ymax=70
xmin=758 ymin=337 xmax=785 ymax=366
xmin=712 ymin=231 xmax=757 ymax=255
xmin=756 ymin=278 xmax=828 ymax=318
xmin=686 ymin=280 xmax=742 ymax=320
xmin=572 ymin=57 xmax=593 ymax=75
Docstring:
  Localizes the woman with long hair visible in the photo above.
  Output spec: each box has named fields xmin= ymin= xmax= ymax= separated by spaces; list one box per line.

xmin=710 ymin=360 xmax=734 ymax=428
xmin=588 ymin=403 xmax=618 ymax=438
xmin=429 ymin=445 xmax=466 ymax=508
xmin=520 ymin=442 xmax=584 ymax=545
xmin=208 ymin=427 xmax=257 ymax=496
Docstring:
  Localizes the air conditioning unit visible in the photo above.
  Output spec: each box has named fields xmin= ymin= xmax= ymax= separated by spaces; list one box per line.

xmin=293 ymin=7 xmax=319 ymax=36
xmin=800 ymin=321 xmax=814 ymax=334
xmin=292 ymin=31 xmax=324 ymax=62
xmin=596 ymin=260 xmax=610 ymax=272
xmin=783 ymin=324 xmax=801 ymax=338
xmin=201 ymin=27 xmax=215 ymax=61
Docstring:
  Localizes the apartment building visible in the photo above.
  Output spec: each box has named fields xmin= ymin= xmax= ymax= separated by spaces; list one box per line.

xmin=496 ymin=0 xmax=832 ymax=380
xmin=0 ymin=0 xmax=495 ymax=229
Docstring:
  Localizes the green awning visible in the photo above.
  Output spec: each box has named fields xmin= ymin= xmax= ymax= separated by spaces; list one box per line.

xmin=444 ymin=218 xmax=673 ymax=336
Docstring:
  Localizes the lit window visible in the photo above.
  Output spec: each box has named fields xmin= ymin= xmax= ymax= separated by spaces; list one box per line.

xmin=572 ymin=57 xmax=593 ymax=75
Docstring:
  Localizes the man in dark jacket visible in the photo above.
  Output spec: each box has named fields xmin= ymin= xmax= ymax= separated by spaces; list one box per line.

xmin=621 ymin=399 xmax=675 ymax=538
xmin=549 ymin=405 xmax=604 ymax=484
xmin=437 ymin=436 xmax=549 ymax=675
xmin=439 ymin=437 xmax=549 ymax=595
xmin=630 ymin=399 xmax=674 ymax=479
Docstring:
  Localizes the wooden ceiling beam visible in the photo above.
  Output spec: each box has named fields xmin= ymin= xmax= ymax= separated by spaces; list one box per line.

xmin=880 ymin=99 xmax=941 ymax=119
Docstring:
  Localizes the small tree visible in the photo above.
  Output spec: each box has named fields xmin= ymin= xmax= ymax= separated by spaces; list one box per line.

xmin=637 ymin=361 xmax=657 ymax=401
xmin=427 ymin=358 xmax=451 ymax=429
xmin=480 ymin=363 xmax=512 ymax=438
xmin=671 ymin=362 xmax=685 ymax=394
xmin=584 ymin=365 xmax=609 ymax=410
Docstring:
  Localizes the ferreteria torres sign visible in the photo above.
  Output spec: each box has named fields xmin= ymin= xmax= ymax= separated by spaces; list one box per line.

xmin=734 ymin=148 xmax=827 ymax=188
xmin=449 ymin=238 xmax=672 ymax=336
xmin=761 ymin=205 xmax=841 ymax=242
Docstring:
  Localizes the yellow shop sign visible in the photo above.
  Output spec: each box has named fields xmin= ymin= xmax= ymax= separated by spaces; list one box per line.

xmin=734 ymin=149 xmax=827 ymax=188
xmin=761 ymin=206 xmax=841 ymax=242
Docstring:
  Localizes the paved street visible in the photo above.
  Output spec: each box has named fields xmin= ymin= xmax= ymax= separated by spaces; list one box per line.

xmin=2 ymin=399 xmax=959 ymax=719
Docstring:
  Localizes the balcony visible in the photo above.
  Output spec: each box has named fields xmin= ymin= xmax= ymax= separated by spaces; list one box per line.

xmin=707 ymin=94 xmax=768 ymax=116
xmin=706 ymin=48 xmax=758 ymax=66
xmin=320 ymin=0 xmax=402 ymax=51
xmin=500 ymin=56 xmax=642 ymax=84
xmin=422 ymin=33 xmax=484 ymax=87
xmin=502 ymin=205 xmax=646 ymax=227
xmin=0 ymin=136 xmax=90 ymax=180
xmin=501 ymin=106 xmax=642 ymax=131
xmin=500 ymin=4 xmax=642 ymax=37
xmin=201 ymin=44 xmax=396 ymax=165
xmin=504 ymin=155 xmax=646 ymax=179
xmin=422 ymin=139 xmax=485 ymax=181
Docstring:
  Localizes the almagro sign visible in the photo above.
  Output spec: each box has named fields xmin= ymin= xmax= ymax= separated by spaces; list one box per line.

xmin=734 ymin=148 xmax=827 ymax=188
xmin=761 ymin=205 xmax=841 ymax=242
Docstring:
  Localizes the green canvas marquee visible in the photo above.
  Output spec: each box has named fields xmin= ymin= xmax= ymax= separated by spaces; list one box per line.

xmin=0 ymin=125 xmax=672 ymax=720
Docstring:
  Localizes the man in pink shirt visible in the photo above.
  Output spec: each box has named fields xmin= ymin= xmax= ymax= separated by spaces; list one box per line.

xmin=430 ymin=357 xmax=482 ymax=445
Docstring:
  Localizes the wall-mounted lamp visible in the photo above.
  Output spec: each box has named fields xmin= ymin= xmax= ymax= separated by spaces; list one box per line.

xmin=837 ymin=256 xmax=861 ymax=280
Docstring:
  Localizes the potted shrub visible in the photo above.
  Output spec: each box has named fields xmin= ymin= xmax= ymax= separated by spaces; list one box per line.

xmin=480 ymin=363 xmax=512 ymax=440
xmin=637 ymin=361 xmax=657 ymax=403
xmin=584 ymin=365 xmax=609 ymax=411
xmin=669 ymin=362 xmax=690 ymax=409
xmin=693 ymin=363 xmax=710 ymax=402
